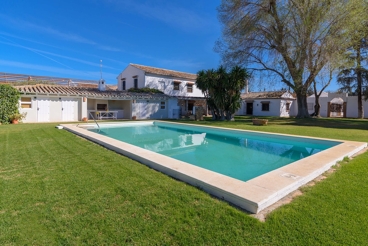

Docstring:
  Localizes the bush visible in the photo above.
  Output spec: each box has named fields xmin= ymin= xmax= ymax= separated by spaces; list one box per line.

xmin=128 ymin=87 xmax=164 ymax=94
xmin=0 ymin=85 xmax=20 ymax=124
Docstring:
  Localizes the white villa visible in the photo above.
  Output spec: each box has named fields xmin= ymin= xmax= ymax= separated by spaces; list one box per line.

xmin=15 ymin=64 xmax=207 ymax=123
xmin=117 ymin=64 xmax=207 ymax=118
xmin=19 ymin=64 xmax=368 ymax=123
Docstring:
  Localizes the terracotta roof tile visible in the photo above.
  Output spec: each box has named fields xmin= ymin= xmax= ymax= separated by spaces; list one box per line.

xmin=131 ymin=64 xmax=197 ymax=80
xmin=14 ymin=84 xmax=169 ymax=100
xmin=241 ymin=91 xmax=294 ymax=99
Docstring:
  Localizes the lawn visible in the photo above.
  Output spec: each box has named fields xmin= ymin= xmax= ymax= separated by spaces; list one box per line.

xmin=1 ymin=117 xmax=368 ymax=245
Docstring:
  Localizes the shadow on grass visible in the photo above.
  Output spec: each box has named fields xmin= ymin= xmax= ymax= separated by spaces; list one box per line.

xmin=230 ymin=116 xmax=368 ymax=131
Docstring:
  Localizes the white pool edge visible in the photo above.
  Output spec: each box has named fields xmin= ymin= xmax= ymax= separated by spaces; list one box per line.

xmin=61 ymin=121 xmax=367 ymax=214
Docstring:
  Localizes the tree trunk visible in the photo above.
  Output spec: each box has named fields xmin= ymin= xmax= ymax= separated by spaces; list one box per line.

xmin=212 ymin=112 xmax=216 ymax=120
xmin=296 ymin=92 xmax=310 ymax=118
xmin=313 ymin=80 xmax=321 ymax=117
xmin=314 ymin=90 xmax=321 ymax=117
xmin=314 ymin=100 xmax=321 ymax=117
xmin=356 ymin=41 xmax=364 ymax=118
xmin=220 ymin=110 xmax=225 ymax=121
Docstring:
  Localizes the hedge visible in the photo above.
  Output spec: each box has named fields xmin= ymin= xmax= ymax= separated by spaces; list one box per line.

xmin=0 ymin=84 xmax=20 ymax=124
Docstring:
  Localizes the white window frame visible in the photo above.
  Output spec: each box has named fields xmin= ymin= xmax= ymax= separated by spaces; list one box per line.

xmin=187 ymin=84 xmax=193 ymax=93
xmin=173 ymin=81 xmax=181 ymax=91
xmin=261 ymin=102 xmax=270 ymax=111
xmin=20 ymin=97 xmax=32 ymax=109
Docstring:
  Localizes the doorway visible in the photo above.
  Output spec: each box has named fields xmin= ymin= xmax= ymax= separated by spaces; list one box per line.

xmin=246 ymin=102 xmax=253 ymax=115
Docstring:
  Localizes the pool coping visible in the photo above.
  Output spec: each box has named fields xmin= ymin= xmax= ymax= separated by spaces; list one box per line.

xmin=61 ymin=121 xmax=367 ymax=214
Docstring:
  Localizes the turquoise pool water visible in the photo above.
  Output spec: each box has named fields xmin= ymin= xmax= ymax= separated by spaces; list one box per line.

xmin=90 ymin=122 xmax=341 ymax=182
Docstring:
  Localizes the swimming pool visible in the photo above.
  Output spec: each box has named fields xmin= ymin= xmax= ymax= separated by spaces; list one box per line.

xmin=89 ymin=121 xmax=340 ymax=182
xmin=62 ymin=121 xmax=367 ymax=213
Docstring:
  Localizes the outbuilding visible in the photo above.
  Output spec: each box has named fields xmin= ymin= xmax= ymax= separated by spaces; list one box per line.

xmin=15 ymin=83 xmax=169 ymax=123
xmin=236 ymin=91 xmax=297 ymax=117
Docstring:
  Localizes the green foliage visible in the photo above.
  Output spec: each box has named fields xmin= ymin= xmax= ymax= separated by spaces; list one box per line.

xmin=128 ymin=87 xmax=164 ymax=94
xmin=0 ymin=84 xmax=20 ymax=124
xmin=196 ymin=66 xmax=249 ymax=121
xmin=9 ymin=112 xmax=27 ymax=122
xmin=337 ymin=37 xmax=368 ymax=118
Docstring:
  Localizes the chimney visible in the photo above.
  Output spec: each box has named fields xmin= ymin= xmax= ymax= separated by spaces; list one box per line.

xmin=98 ymin=79 xmax=106 ymax=91
xmin=245 ymin=80 xmax=249 ymax=94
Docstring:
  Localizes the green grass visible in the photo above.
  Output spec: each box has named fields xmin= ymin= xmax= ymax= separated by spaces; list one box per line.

xmin=1 ymin=117 xmax=368 ymax=245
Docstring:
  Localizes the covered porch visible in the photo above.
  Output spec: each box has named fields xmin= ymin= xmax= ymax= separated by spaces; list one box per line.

xmin=177 ymin=97 xmax=208 ymax=117
xmin=87 ymin=99 xmax=132 ymax=120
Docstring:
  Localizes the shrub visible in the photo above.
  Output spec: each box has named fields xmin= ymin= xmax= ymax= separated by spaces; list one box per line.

xmin=128 ymin=87 xmax=164 ymax=94
xmin=0 ymin=85 xmax=20 ymax=124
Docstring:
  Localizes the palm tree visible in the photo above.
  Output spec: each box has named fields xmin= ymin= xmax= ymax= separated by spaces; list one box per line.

xmin=196 ymin=66 xmax=249 ymax=121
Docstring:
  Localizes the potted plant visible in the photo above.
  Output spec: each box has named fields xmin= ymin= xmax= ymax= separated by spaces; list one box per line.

xmin=9 ymin=112 xmax=27 ymax=124
xmin=132 ymin=115 xmax=137 ymax=120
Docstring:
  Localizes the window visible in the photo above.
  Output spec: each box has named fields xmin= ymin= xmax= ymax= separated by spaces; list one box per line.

xmin=20 ymin=97 xmax=32 ymax=108
xmin=133 ymin=76 xmax=138 ymax=89
xmin=97 ymin=104 xmax=107 ymax=111
xmin=187 ymin=84 xmax=193 ymax=93
xmin=121 ymin=79 xmax=126 ymax=90
xmin=286 ymin=102 xmax=290 ymax=111
xmin=261 ymin=102 xmax=270 ymax=111
xmin=160 ymin=101 xmax=166 ymax=109
xmin=173 ymin=81 xmax=180 ymax=90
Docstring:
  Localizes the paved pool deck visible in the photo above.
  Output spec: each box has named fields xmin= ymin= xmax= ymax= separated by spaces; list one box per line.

xmin=61 ymin=121 xmax=367 ymax=214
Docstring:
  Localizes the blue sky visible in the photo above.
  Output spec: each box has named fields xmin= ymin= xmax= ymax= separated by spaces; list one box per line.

xmin=0 ymin=0 xmax=222 ymax=85
xmin=0 ymin=0 xmax=342 ymax=92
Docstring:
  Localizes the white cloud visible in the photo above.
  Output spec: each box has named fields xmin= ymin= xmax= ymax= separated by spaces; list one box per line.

xmin=0 ymin=31 xmax=126 ymax=66
xmin=108 ymin=1 xmax=211 ymax=32
xmin=157 ymin=59 xmax=204 ymax=72
xmin=98 ymin=45 xmax=122 ymax=52
xmin=0 ymin=59 xmax=118 ymax=83
xmin=0 ymin=15 xmax=121 ymax=51
xmin=0 ymin=14 xmax=96 ymax=45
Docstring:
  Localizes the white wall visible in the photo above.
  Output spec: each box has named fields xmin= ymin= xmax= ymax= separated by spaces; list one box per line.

xmin=20 ymin=96 xmax=80 ymax=122
xmin=132 ymin=100 xmax=168 ymax=119
xmin=81 ymin=97 xmax=87 ymax=120
xmin=306 ymin=92 xmax=368 ymax=118
xmin=280 ymin=99 xmax=294 ymax=117
xmin=49 ymin=98 xmax=62 ymax=122
xmin=19 ymin=96 xmax=37 ymax=122
xmin=253 ymin=99 xmax=282 ymax=117
xmin=117 ymin=65 xmax=145 ymax=90
xmin=307 ymin=96 xmax=330 ymax=117
xmin=116 ymin=65 xmax=205 ymax=98
xmin=346 ymin=96 xmax=359 ymax=118
xmin=289 ymin=100 xmax=298 ymax=117
xmin=344 ymin=96 xmax=368 ymax=118
xmin=144 ymin=75 xmax=204 ymax=97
